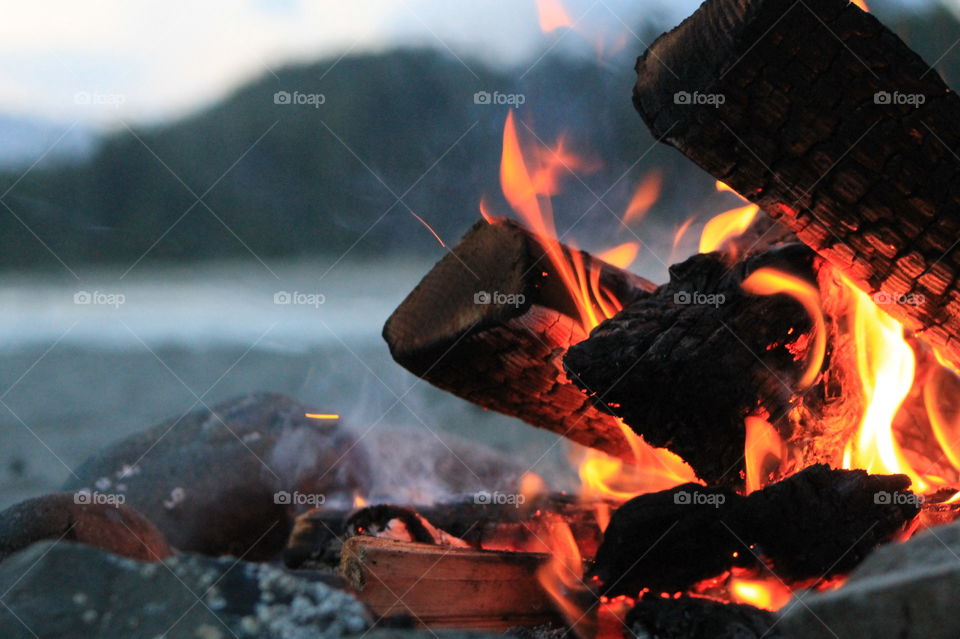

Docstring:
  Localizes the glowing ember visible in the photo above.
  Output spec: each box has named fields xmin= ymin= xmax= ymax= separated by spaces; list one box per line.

xmin=729 ymin=577 xmax=792 ymax=611
xmin=304 ymin=413 xmax=340 ymax=420
xmin=699 ymin=182 xmax=759 ymax=255
xmin=535 ymin=0 xmax=573 ymax=33
xmin=409 ymin=211 xmax=446 ymax=247
xmin=741 ymin=268 xmax=827 ymax=390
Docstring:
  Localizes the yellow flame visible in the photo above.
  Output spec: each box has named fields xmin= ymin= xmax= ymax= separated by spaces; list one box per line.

xmin=597 ymin=242 xmax=640 ymax=270
xmin=305 ymin=413 xmax=340 ymax=420
xmin=842 ymin=283 xmax=927 ymax=492
xmin=622 ymin=170 xmax=662 ymax=225
xmin=852 ymin=0 xmax=869 ymax=11
xmin=699 ymin=182 xmax=759 ymax=254
xmin=730 ymin=577 xmax=792 ymax=611
xmin=744 ymin=416 xmax=785 ymax=494
xmin=741 ymin=268 xmax=827 ymax=390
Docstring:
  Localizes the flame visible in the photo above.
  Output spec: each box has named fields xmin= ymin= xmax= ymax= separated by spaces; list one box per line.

xmin=744 ymin=417 xmax=785 ymax=494
xmin=520 ymin=471 xmax=548 ymax=501
xmin=699 ymin=182 xmax=759 ymax=255
xmin=841 ymin=283 xmax=928 ymax=492
xmin=741 ymin=268 xmax=827 ymax=390
xmin=852 ymin=0 xmax=869 ymax=11
xmin=353 ymin=494 xmax=368 ymax=508
xmin=925 ymin=363 xmax=960 ymax=475
xmin=730 ymin=577 xmax=792 ymax=610
xmin=409 ymin=211 xmax=445 ymax=247
xmin=305 ymin=413 xmax=340 ymax=420
xmin=536 ymin=514 xmax=593 ymax=636
xmin=535 ymin=0 xmax=573 ymax=33
xmin=596 ymin=242 xmax=639 ymax=270
xmin=622 ymin=170 xmax=662 ymax=225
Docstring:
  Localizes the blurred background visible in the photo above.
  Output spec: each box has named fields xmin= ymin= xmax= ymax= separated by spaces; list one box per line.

xmin=0 ymin=0 xmax=954 ymax=507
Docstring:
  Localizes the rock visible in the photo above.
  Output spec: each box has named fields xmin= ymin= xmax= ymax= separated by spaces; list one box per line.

xmin=0 ymin=492 xmax=172 ymax=563
xmin=0 ymin=540 xmax=370 ymax=639
xmin=779 ymin=521 xmax=960 ymax=639
xmin=63 ymin=393 xmax=370 ymax=560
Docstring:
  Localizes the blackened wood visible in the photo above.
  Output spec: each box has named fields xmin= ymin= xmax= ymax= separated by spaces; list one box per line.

xmin=383 ymin=218 xmax=655 ymax=459
xmin=634 ymin=0 xmax=960 ymax=370
xmin=590 ymin=466 xmax=919 ymax=596
xmin=627 ymin=594 xmax=782 ymax=639
xmin=564 ymin=244 xmax=819 ymax=485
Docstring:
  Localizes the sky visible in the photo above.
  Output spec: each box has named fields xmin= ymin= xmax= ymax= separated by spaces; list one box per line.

xmin=0 ymin=0 xmax=945 ymax=128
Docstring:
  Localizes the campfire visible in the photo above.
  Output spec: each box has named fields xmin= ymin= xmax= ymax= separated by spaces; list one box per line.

xmin=290 ymin=0 xmax=960 ymax=636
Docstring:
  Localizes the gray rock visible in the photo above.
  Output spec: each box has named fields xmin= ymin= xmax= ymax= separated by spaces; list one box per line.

xmin=0 ymin=540 xmax=370 ymax=639
xmin=63 ymin=393 xmax=370 ymax=560
xmin=0 ymin=492 xmax=173 ymax=563
xmin=779 ymin=521 xmax=960 ymax=639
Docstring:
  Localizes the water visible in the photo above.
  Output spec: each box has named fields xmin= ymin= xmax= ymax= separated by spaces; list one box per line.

xmin=0 ymin=259 xmax=574 ymax=509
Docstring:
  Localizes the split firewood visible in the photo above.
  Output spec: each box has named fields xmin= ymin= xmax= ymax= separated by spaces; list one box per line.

xmin=383 ymin=218 xmax=655 ymax=460
xmin=284 ymin=494 xmax=607 ymax=569
xmin=633 ymin=0 xmax=960 ymax=371
xmin=589 ymin=465 xmax=920 ymax=596
xmin=339 ymin=536 xmax=559 ymax=630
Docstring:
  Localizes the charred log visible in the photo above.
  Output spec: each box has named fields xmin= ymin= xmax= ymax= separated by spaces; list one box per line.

xmin=564 ymin=244 xmax=820 ymax=485
xmin=590 ymin=466 xmax=919 ymax=597
xmin=383 ymin=218 xmax=655 ymax=459
xmin=633 ymin=0 xmax=960 ymax=370
xmin=626 ymin=594 xmax=782 ymax=639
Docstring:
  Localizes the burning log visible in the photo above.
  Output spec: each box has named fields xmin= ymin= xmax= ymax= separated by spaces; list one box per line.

xmin=633 ymin=0 xmax=960 ymax=370
xmin=339 ymin=536 xmax=559 ymax=630
xmin=284 ymin=494 xmax=607 ymax=569
xmin=590 ymin=465 xmax=919 ymax=596
xmin=383 ymin=218 xmax=655 ymax=459
xmin=564 ymin=243 xmax=863 ymax=485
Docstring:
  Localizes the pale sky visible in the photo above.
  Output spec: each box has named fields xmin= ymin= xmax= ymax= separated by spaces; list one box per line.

xmin=0 ymin=0 xmax=944 ymax=127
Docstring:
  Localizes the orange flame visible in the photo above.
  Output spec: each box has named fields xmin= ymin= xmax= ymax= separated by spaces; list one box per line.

xmin=730 ymin=577 xmax=792 ymax=610
xmin=841 ymin=283 xmax=928 ymax=492
xmin=744 ymin=417 xmax=786 ymax=494
xmin=409 ymin=211 xmax=446 ymax=247
xmin=851 ymin=0 xmax=869 ymax=12
xmin=535 ymin=0 xmax=573 ymax=33
xmin=741 ymin=268 xmax=827 ymax=390
xmin=699 ymin=182 xmax=759 ymax=255
xmin=622 ymin=170 xmax=662 ymax=225
xmin=536 ymin=514 xmax=593 ymax=636
xmin=596 ymin=242 xmax=639 ymax=270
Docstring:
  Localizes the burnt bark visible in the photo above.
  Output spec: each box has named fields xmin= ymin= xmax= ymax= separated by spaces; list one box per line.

xmin=627 ymin=594 xmax=781 ymax=639
xmin=633 ymin=0 xmax=960 ymax=370
xmin=590 ymin=465 xmax=919 ymax=596
xmin=383 ymin=218 xmax=654 ymax=459
xmin=564 ymin=244 xmax=820 ymax=485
